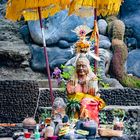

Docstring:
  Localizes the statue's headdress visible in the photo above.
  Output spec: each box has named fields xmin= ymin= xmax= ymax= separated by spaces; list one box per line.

xmin=70 ymin=25 xmax=100 ymax=66
xmin=72 ymin=25 xmax=92 ymax=54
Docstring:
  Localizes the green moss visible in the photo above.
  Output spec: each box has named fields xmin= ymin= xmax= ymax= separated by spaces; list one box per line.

xmin=121 ymin=75 xmax=140 ymax=88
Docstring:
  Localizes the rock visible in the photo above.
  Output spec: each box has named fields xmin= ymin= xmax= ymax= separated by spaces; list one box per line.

xmin=98 ymin=49 xmax=123 ymax=88
xmin=0 ymin=67 xmax=46 ymax=80
xmin=0 ymin=8 xmax=22 ymax=42
xmin=98 ymin=19 xmax=108 ymax=35
xmin=125 ymin=37 xmax=137 ymax=51
xmin=30 ymin=44 xmax=73 ymax=71
xmin=0 ymin=6 xmax=31 ymax=70
xmin=99 ymin=40 xmax=111 ymax=49
xmin=58 ymin=40 xmax=71 ymax=48
xmin=20 ymin=25 xmax=32 ymax=44
xmin=0 ymin=41 xmax=31 ymax=67
xmin=111 ymin=39 xmax=140 ymax=88
xmin=107 ymin=18 xmax=125 ymax=41
xmin=28 ymin=10 xmax=94 ymax=47
xmin=121 ymin=0 xmax=140 ymax=47
xmin=20 ymin=61 xmax=30 ymax=68
xmin=99 ymin=35 xmax=110 ymax=41
xmin=0 ymin=0 xmax=7 ymax=4
xmin=99 ymin=35 xmax=111 ymax=49
xmin=126 ymin=49 xmax=140 ymax=78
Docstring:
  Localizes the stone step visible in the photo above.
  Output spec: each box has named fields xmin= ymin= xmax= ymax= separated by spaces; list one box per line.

xmin=0 ymin=138 xmax=13 ymax=140
xmin=38 ymin=88 xmax=140 ymax=106
xmin=37 ymin=79 xmax=59 ymax=88
xmin=39 ymin=105 xmax=140 ymax=112
xmin=101 ymin=105 xmax=140 ymax=121
xmin=103 ymin=105 xmax=140 ymax=110
xmin=39 ymin=87 xmax=65 ymax=91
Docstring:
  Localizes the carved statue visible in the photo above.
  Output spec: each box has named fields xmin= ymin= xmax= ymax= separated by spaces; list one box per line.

xmin=66 ymin=54 xmax=105 ymax=124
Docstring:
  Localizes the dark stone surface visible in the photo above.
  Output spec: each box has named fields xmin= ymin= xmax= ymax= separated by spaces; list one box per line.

xmin=38 ymin=89 xmax=67 ymax=107
xmin=0 ymin=80 xmax=140 ymax=124
xmin=99 ymin=88 xmax=140 ymax=106
xmin=125 ymin=37 xmax=137 ymax=52
xmin=38 ymin=88 xmax=140 ymax=107
xmin=0 ymin=125 xmax=23 ymax=137
xmin=0 ymin=80 xmax=39 ymax=123
xmin=60 ymin=135 xmax=138 ymax=140
xmin=99 ymin=109 xmax=139 ymax=136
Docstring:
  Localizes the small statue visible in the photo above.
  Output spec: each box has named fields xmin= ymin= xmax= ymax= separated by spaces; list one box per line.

xmin=51 ymin=97 xmax=69 ymax=136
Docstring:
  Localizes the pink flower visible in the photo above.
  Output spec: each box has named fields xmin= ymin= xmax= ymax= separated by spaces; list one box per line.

xmin=79 ymin=30 xmax=86 ymax=36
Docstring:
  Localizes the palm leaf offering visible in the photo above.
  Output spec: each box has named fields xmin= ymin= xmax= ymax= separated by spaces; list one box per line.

xmin=66 ymin=100 xmax=80 ymax=119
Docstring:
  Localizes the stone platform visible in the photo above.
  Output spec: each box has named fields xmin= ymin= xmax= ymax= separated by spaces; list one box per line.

xmin=0 ymin=80 xmax=139 ymax=138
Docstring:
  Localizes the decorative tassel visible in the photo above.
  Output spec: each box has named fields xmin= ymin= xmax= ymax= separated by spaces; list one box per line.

xmin=23 ymin=4 xmax=60 ymax=21
xmin=69 ymin=0 xmax=122 ymax=17
xmin=6 ymin=0 xmax=70 ymax=21
xmin=60 ymin=0 xmax=70 ymax=9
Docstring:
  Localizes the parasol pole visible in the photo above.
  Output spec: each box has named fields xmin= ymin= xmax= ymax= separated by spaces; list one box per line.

xmin=38 ymin=7 xmax=54 ymax=105
xmin=93 ymin=7 xmax=99 ymax=75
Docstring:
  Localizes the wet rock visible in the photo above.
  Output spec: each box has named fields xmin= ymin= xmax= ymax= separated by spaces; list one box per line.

xmin=121 ymin=0 xmax=140 ymax=48
xmin=99 ymin=49 xmax=123 ymax=88
xmin=126 ymin=49 xmax=140 ymax=78
xmin=99 ymin=40 xmax=111 ymax=49
xmin=99 ymin=35 xmax=111 ymax=49
xmin=0 ymin=67 xmax=46 ymax=80
xmin=20 ymin=25 xmax=32 ymax=44
xmin=0 ymin=41 xmax=31 ymax=67
xmin=125 ymin=37 xmax=137 ymax=51
xmin=98 ymin=19 xmax=108 ymax=35
xmin=28 ymin=10 xmax=94 ymax=47
xmin=30 ymin=44 xmax=73 ymax=71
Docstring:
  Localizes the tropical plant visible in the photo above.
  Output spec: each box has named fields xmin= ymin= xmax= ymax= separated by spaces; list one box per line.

xmin=60 ymin=64 xmax=75 ymax=80
xmin=40 ymin=109 xmax=51 ymax=123
xmin=97 ymin=67 xmax=110 ymax=89
xmin=111 ymin=108 xmax=125 ymax=121
xmin=57 ymin=64 xmax=75 ymax=89
xmin=99 ymin=111 xmax=108 ymax=124
xmin=66 ymin=100 xmax=80 ymax=119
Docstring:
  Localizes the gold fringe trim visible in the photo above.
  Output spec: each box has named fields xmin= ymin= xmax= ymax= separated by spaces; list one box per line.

xmin=6 ymin=0 xmax=70 ymax=21
xmin=69 ymin=0 xmax=122 ymax=17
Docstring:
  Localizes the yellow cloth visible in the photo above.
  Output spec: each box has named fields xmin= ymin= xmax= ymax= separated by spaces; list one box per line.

xmin=68 ymin=92 xmax=105 ymax=110
xmin=68 ymin=92 xmax=85 ymax=102
xmin=69 ymin=0 xmax=122 ymax=17
xmin=6 ymin=0 xmax=70 ymax=21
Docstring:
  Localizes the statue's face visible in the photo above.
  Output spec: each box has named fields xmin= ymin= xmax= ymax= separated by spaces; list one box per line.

xmin=76 ymin=61 xmax=89 ymax=76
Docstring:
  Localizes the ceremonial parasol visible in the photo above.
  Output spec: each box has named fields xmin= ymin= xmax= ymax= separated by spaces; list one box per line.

xmin=69 ymin=0 xmax=123 ymax=74
xmin=5 ymin=0 xmax=70 ymax=104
